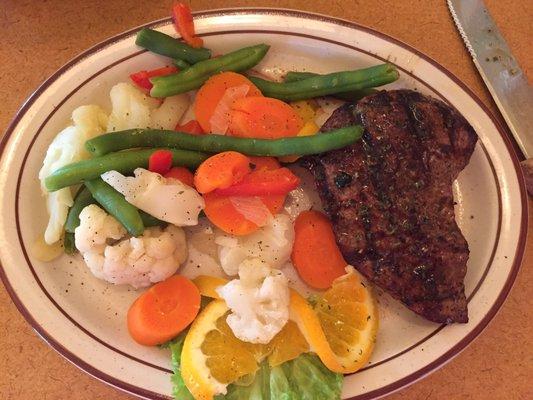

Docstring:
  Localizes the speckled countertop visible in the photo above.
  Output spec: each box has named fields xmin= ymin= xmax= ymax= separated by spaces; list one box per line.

xmin=1 ymin=1 xmax=531 ymax=399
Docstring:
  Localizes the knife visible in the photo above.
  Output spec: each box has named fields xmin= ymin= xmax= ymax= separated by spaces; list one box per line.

xmin=447 ymin=0 xmax=533 ymax=194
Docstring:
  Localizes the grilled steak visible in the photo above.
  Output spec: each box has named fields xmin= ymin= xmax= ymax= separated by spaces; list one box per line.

xmin=303 ymin=89 xmax=477 ymax=323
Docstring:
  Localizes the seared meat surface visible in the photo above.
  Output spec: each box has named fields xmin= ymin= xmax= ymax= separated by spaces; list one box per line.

xmin=303 ymin=89 xmax=477 ymax=323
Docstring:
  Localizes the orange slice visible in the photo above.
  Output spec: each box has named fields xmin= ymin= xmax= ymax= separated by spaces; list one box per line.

xmin=311 ymin=267 xmax=378 ymax=373
xmin=181 ymin=300 xmax=266 ymax=400
xmin=190 ymin=270 xmax=378 ymax=378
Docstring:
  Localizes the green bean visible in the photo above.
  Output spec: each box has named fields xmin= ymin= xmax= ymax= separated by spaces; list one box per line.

xmin=248 ymin=64 xmax=399 ymax=101
xmin=85 ymin=126 xmax=363 ymax=157
xmin=64 ymin=186 xmax=96 ymax=233
xmin=283 ymin=71 xmax=317 ymax=82
xmin=64 ymin=232 xmax=76 ymax=255
xmin=150 ymin=44 xmax=270 ymax=97
xmin=284 ymin=71 xmax=377 ymax=101
xmin=173 ymin=58 xmax=191 ymax=69
xmin=140 ymin=212 xmax=167 ymax=228
xmin=135 ymin=28 xmax=211 ymax=64
xmin=65 ymin=186 xmax=165 ymax=235
xmin=84 ymin=179 xmax=144 ymax=237
xmin=45 ymin=148 xmax=208 ymax=192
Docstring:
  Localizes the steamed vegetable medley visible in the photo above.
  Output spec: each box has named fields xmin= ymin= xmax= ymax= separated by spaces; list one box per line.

xmin=38 ymin=4 xmax=399 ymax=399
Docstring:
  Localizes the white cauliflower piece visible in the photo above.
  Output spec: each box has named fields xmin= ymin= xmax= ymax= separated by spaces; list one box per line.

xmin=107 ymin=82 xmax=190 ymax=131
xmin=107 ymin=82 xmax=159 ymax=131
xmin=101 ymin=168 xmax=204 ymax=226
xmin=43 ymin=189 xmax=73 ymax=245
xmin=216 ymin=258 xmax=290 ymax=344
xmin=39 ymin=105 xmax=108 ymax=244
xmin=151 ymin=93 xmax=190 ymax=129
xmin=74 ymin=204 xmax=126 ymax=253
xmin=75 ymin=204 xmax=188 ymax=288
xmin=215 ymin=213 xmax=294 ymax=276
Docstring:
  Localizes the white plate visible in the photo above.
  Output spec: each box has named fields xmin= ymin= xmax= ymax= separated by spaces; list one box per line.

xmin=0 ymin=8 xmax=527 ymax=400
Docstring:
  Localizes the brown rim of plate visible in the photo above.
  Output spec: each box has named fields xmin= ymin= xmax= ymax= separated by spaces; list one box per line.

xmin=0 ymin=8 xmax=527 ymax=400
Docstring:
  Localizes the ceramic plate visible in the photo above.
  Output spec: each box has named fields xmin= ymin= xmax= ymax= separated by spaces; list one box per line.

xmin=0 ymin=8 xmax=527 ymax=400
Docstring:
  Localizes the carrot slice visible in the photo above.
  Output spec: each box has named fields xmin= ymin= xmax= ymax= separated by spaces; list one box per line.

xmin=127 ymin=275 xmax=201 ymax=346
xmin=248 ymin=156 xmax=280 ymax=171
xmin=164 ymin=167 xmax=194 ymax=187
xmin=291 ymin=210 xmax=347 ymax=289
xmin=203 ymin=191 xmax=285 ymax=236
xmin=193 ymin=151 xmax=252 ymax=194
xmin=228 ymin=96 xmax=304 ymax=139
xmin=194 ymin=72 xmax=262 ymax=132
xmin=202 ymin=155 xmax=286 ymax=234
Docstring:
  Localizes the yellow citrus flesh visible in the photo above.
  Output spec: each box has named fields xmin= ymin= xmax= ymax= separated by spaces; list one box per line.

xmin=267 ymin=320 xmax=309 ymax=367
xmin=202 ymin=314 xmax=267 ymax=384
xmin=316 ymin=267 xmax=378 ymax=373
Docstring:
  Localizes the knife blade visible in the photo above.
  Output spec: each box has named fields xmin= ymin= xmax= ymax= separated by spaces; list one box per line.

xmin=447 ymin=0 xmax=533 ymax=162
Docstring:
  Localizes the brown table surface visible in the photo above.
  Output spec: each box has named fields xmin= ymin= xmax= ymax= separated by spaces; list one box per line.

xmin=1 ymin=1 xmax=532 ymax=399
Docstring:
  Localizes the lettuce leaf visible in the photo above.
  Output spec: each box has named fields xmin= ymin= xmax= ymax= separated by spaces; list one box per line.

xmin=167 ymin=332 xmax=194 ymax=400
xmin=221 ymin=354 xmax=342 ymax=400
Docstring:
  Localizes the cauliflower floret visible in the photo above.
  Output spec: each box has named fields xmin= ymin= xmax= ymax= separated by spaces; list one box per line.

xmin=215 ymin=213 xmax=294 ymax=275
xmin=74 ymin=204 xmax=126 ymax=253
xmin=151 ymin=93 xmax=190 ymax=129
xmin=216 ymin=258 xmax=290 ymax=344
xmin=101 ymin=168 xmax=204 ymax=226
xmin=107 ymin=83 xmax=159 ymax=131
xmin=107 ymin=82 xmax=189 ymax=131
xmin=75 ymin=204 xmax=188 ymax=288
xmin=39 ymin=105 xmax=108 ymax=244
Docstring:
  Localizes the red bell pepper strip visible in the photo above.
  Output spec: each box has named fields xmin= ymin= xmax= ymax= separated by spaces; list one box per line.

xmin=148 ymin=150 xmax=173 ymax=175
xmin=130 ymin=66 xmax=178 ymax=91
xmin=215 ymin=167 xmax=300 ymax=196
xmin=172 ymin=3 xmax=204 ymax=48
xmin=164 ymin=167 xmax=195 ymax=187
xmin=175 ymin=120 xmax=205 ymax=135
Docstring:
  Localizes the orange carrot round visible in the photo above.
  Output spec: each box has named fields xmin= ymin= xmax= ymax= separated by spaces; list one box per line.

xmin=164 ymin=167 xmax=194 ymax=187
xmin=127 ymin=275 xmax=201 ymax=346
xmin=194 ymin=72 xmax=262 ymax=132
xmin=228 ymin=96 xmax=304 ymax=139
xmin=248 ymin=156 xmax=280 ymax=171
xmin=291 ymin=210 xmax=347 ymax=289
xmin=193 ymin=151 xmax=251 ymax=194
xmin=203 ymin=192 xmax=285 ymax=236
